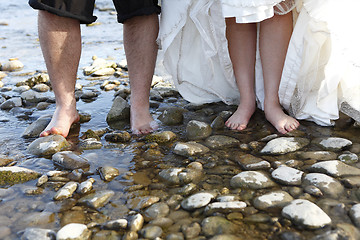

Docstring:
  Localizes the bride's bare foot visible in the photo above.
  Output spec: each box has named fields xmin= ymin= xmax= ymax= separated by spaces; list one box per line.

xmin=40 ymin=106 xmax=80 ymax=138
xmin=225 ymin=101 xmax=256 ymax=131
xmin=131 ymin=107 xmax=158 ymax=135
xmin=264 ymin=104 xmax=299 ymax=134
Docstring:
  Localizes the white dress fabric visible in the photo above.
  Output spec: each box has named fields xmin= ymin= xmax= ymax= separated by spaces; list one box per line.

xmin=158 ymin=0 xmax=360 ymax=126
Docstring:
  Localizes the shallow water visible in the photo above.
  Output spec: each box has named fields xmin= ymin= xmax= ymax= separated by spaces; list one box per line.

xmin=1 ymin=1 xmax=360 ymax=240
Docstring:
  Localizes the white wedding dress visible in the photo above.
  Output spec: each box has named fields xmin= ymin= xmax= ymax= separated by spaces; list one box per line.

xmin=158 ymin=0 xmax=360 ymax=126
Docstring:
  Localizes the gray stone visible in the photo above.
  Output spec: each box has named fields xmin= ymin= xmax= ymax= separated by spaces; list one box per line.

xmin=295 ymin=151 xmax=338 ymax=161
xmin=338 ymin=152 xmax=358 ymax=164
xmin=271 ymin=166 xmax=304 ymax=185
xmin=128 ymin=213 xmax=144 ymax=232
xmin=78 ymin=190 xmax=115 ymax=209
xmin=144 ymin=202 xmax=170 ymax=221
xmin=209 ymin=235 xmax=244 ymax=240
xmin=103 ymin=219 xmax=128 ymax=231
xmin=159 ymin=163 xmax=203 ymax=185
xmin=181 ymin=192 xmax=216 ymax=210
xmin=181 ymin=222 xmax=201 ymax=239
xmin=52 ymin=151 xmax=90 ymax=170
xmin=313 ymin=137 xmax=352 ymax=151
xmin=253 ymin=190 xmax=293 ymax=210
xmin=32 ymin=83 xmax=50 ymax=92
xmin=139 ymin=226 xmax=163 ymax=239
xmin=98 ymin=166 xmax=119 ymax=181
xmin=126 ymin=196 xmax=160 ymax=210
xmin=158 ymin=107 xmax=184 ymax=125
xmin=27 ymin=135 xmax=69 ymax=156
xmin=309 ymin=160 xmax=360 ymax=177
xmin=106 ymin=96 xmax=130 ymax=123
xmin=230 ymin=171 xmax=277 ymax=189
xmin=22 ymin=115 xmax=51 ymax=138
xmin=235 ymin=154 xmax=271 ymax=170
xmin=21 ymin=228 xmax=56 ymax=240
xmin=0 ymin=97 xmax=22 ymax=110
xmin=302 ymin=173 xmax=344 ymax=198
xmin=56 ymin=223 xmax=91 ymax=240
xmin=349 ymin=204 xmax=360 ymax=227
xmin=204 ymin=135 xmax=240 ymax=149
xmin=204 ymin=201 xmax=247 ymax=215
xmin=201 ymin=216 xmax=237 ymax=237
xmin=77 ymin=178 xmax=95 ymax=194
xmin=186 ymin=120 xmax=212 ymax=140
xmin=53 ymin=182 xmax=78 ymax=200
xmin=282 ymin=199 xmax=331 ymax=229
xmin=173 ymin=141 xmax=210 ymax=157
xmin=260 ymin=137 xmax=310 ymax=155
xmin=21 ymin=90 xmax=48 ymax=103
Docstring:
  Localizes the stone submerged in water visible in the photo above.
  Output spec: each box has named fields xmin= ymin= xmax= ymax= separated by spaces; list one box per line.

xmin=20 ymin=227 xmax=56 ymax=240
xmin=52 ymin=151 xmax=90 ymax=170
xmin=78 ymin=190 xmax=115 ymax=209
xmin=56 ymin=223 xmax=91 ymax=240
xmin=158 ymin=107 xmax=184 ymax=125
xmin=230 ymin=171 xmax=277 ymax=189
xmin=186 ymin=120 xmax=212 ymax=140
xmin=282 ymin=199 xmax=331 ymax=229
xmin=260 ymin=137 xmax=310 ymax=155
xmin=313 ymin=137 xmax=353 ymax=151
xmin=145 ymin=131 xmax=177 ymax=144
xmin=173 ymin=141 xmax=209 ymax=157
xmin=253 ymin=190 xmax=293 ymax=210
xmin=309 ymin=160 xmax=360 ymax=177
xmin=27 ymin=135 xmax=70 ymax=157
xmin=201 ymin=216 xmax=238 ymax=237
xmin=204 ymin=135 xmax=239 ymax=149
xmin=0 ymin=166 xmax=40 ymax=186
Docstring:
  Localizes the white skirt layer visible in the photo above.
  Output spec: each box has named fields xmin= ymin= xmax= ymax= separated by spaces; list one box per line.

xmin=158 ymin=0 xmax=360 ymax=126
xmin=221 ymin=0 xmax=291 ymax=23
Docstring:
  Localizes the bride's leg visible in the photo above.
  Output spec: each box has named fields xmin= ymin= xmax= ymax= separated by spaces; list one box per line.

xmin=260 ymin=12 xmax=299 ymax=134
xmin=225 ymin=18 xmax=257 ymax=131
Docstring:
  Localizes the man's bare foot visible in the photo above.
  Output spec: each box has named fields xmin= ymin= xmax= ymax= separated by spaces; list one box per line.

xmin=225 ymin=101 xmax=256 ymax=131
xmin=131 ymin=107 xmax=158 ymax=135
xmin=264 ymin=104 xmax=300 ymax=134
xmin=40 ymin=106 xmax=80 ymax=138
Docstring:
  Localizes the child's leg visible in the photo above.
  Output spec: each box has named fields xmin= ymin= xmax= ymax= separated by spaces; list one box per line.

xmin=259 ymin=12 xmax=299 ymax=134
xmin=225 ymin=18 xmax=257 ymax=130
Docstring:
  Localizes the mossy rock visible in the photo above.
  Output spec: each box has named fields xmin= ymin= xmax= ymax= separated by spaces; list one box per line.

xmin=0 ymin=166 xmax=40 ymax=186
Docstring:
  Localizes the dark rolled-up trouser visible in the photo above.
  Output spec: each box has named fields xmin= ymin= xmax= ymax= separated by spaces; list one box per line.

xmin=28 ymin=0 xmax=160 ymax=24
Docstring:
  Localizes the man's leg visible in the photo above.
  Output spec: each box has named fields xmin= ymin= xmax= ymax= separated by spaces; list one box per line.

xmin=123 ymin=14 xmax=159 ymax=135
xmin=38 ymin=10 xmax=81 ymax=137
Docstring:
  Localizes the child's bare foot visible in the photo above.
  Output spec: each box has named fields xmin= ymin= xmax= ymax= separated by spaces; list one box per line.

xmin=131 ymin=107 xmax=158 ymax=135
xmin=264 ymin=104 xmax=299 ymax=134
xmin=225 ymin=101 xmax=256 ymax=131
xmin=40 ymin=106 xmax=80 ymax=138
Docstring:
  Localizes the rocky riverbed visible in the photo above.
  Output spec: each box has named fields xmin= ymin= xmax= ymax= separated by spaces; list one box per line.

xmin=1 ymin=55 xmax=360 ymax=240
xmin=1 ymin=1 xmax=360 ymax=240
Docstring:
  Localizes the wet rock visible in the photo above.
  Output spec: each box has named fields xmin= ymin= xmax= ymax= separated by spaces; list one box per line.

xmin=14 ymin=85 xmax=31 ymax=93
xmin=277 ymin=231 xmax=303 ymax=240
xmin=56 ymin=223 xmax=91 ymax=240
xmin=78 ymin=190 xmax=115 ymax=209
xmin=209 ymin=235 xmax=243 ymax=240
xmin=144 ymin=202 xmax=170 ymax=221
xmin=1 ymin=58 xmax=24 ymax=71
xmin=235 ymin=154 xmax=271 ymax=170
xmin=181 ymin=222 xmax=201 ymax=239
xmin=349 ymin=204 xmax=360 ymax=227
xmin=27 ymin=135 xmax=70 ymax=157
xmin=260 ymin=137 xmax=309 ymax=155
xmin=139 ymin=225 xmax=163 ymax=239
xmin=0 ymin=166 xmax=40 ymax=185
xmin=91 ymin=230 xmax=120 ymax=240
xmin=22 ymin=115 xmax=51 ymax=138
xmin=313 ymin=137 xmax=352 ymax=151
xmin=204 ymin=201 xmax=247 ymax=215
xmin=201 ymin=216 xmax=237 ymax=237
xmin=304 ymin=185 xmax=323 ymax=197
xmin=77 ymin=178 xmax=95 ymax=194
xmin=302 ymin=173 xmax=344 ymax=198
xmin=0 ymin=71 xmax=7 ymax=79
xmin=36 ymin=102 xmax=51 ymax=110
xmin=309 ymin=160 xmax=360 ymax=177
xmin=21 ymin=90 xmax=48 ymax=103
xmin=253 ymin=190 xmax=293 ymax=210
xmin=181 ymin=192 xmax=216 ymax=211
xmin=341 ymin=176 xmax=360 ymax=188
xmin=145 ymin=131 xmax=177 ymax=144
xmin=159 ymin=162 xmax=203 ymax=185
xmin=83 ymin=57 xmax=116 ymax=76
xmin=295 ymin=151 xmax=338 ymax=161
xmin=103 ymin=219 xmax=128 ymax=231
xmin=173 ymin=141 xmax=210 ymax=157
xmin=230 ymin=171 xmax=277 ymax=189
xmin=129 ymin=213 xmax=144 ymax=232
xmin=104 ymin=131 xmax=131 ymax=143
xmin=98 ymin=166 xmax=119 ymax=181
xmin=53 ymin=182 xmax=78 ymax=200
xmin=36 ymin=174 xmax=48 ymax=187
xmin=186 ymin=120 xmax=212 ymax=140
xmin=0 ymin=97 xmax=22 ymax=110
xmin=92 ymin=67 xmax=115 ymax=76
xmin=32 ymin=83 xmax=50 ymax=92
xmin=80 ymin=90 xmax=99 ymax=100
xmin=126 ymin=196 xmax=160 ymax=210
xmin=204 ymin=135 xmax=239 ymax=149
xmin=0 ymin=156 xmax=14 ymax=167
xmin=282 ymin=199 xmax=331 ymax=229
xmin=166 ymin=233 xmax=184 ymax=240
xmin=271 ymin=166 xmax=304 ymax=185
xmin=78 ymin=138 xmax=103 ymax=150
xmin=158 ymin=107 xmax=184 ymax=125
xmin=338 ymin=152 xmax=358 ymax=164
xmin=211 ymin=116 xmax=225 ymax=130
xmin=52 ymin=151 xmax=90 ymax=170
xmin=106 ymin=96 xmax=130 ymax=123
xmin=18 ymin=212 xmax=55 ymax=228
xmin=20 ymin=227 xmax=56 ymax=240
